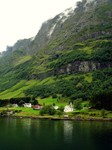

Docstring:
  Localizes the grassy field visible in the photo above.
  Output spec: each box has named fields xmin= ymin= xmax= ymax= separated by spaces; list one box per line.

xmin=38 ymin=97 xmax=68 ymax=107
xmin=0 ymin=107 xmax=40 ymax=117
xmin=0 ymin=80 xmax=38 ymax=99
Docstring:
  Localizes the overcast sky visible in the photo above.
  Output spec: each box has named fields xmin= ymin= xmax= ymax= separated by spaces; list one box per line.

xmin=0 ymin=0 xmax=79 ymax=52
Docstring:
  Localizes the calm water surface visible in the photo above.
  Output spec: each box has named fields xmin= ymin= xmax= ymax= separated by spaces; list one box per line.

xmin=0 ymin=118 xmax=112 ymax=150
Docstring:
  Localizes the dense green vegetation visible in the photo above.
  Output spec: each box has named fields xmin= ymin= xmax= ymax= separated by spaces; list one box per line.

xmin=49 ymin=39 xmax=112 ymax=68
xmin=24 ymin=68 xmax=112 ymax=107
xmin=0 ymin=97 xmax=38 ymax=107
xmin=0 ymin=0 xmax=112 ymax=113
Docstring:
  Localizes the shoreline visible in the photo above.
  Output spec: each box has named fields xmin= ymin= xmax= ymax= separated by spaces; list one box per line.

xmin=1 ymin=115 xmax=112 ymax=121
xmin=0 ymin=107 xmax=112 ymax=121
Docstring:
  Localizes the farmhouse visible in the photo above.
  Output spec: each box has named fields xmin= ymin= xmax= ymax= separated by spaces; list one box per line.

xmin=23 ymin=103 xmax=32 ymax=108
xmin=32 ymin=104 xmax=43 ymax=110
xmin=64 ymin=105 xmax=73 ymax=113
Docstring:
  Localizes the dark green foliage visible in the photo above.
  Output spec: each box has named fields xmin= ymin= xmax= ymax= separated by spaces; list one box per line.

xmin=32 ymin=100 xmax=38 ymax=105
xmin=0 ymin=100 xmax=9 ymax=107
xmin=0 ymin=97 xmax=32 ymax=107
xmin=101 ymin=109 xmax=106 ymax=118
xmin=74 ymin=99 xmax=83 ymax=110
xmin=39 ymin=105 xmax=56 ymax=115
xmin=91 ymin=92 xmax=112 ymax=110
xmin=49 ymin=50 xmax=90 ymax=69
xmin=92 ymin=40 xmax=112 ymax=61
xmin=14 ymin=59 xmax=33 ymax=79
xmin=30 ymin=97 xmax=38 ymax=105
xmin=25 ymin=85 xmax=54 ymax=98
xmin=10 ymin=97 xmax=31 ymax=104
xmin=58 ymin=106 xmax=64 ymax=112
xmin=52 ymin=94 xmax=57 ymax=98
xmin=0 ymin=79 xmax=19 ymax=93
xmin=24 ymin=77 xmax=85 ymax=99
xmin=24 ymin=68 xmax=112 ymax=110
xmin=48 ymin=39 xmax=112 ymax=69
xmin=18 ymin=100 xmax=24 ymax=106
xmin=56 ymin=110 xmax=63 ymax=116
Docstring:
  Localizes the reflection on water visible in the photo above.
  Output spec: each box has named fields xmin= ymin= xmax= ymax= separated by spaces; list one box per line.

xmin=20 ymin=118 xmax=32 ymax=136
xmin=0 ymin=118 xmax=112 ymax=150
xmin=64 ymin=121 xmax=73 ymax=142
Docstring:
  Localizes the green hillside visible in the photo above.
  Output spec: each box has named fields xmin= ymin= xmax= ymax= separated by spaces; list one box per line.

xmin=0 ymin=0 xmax=112 ymax=110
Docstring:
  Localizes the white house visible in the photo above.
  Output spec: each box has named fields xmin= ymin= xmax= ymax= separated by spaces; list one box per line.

xmin=64 ymin=105 xmax=73 ymax=113
xmin=23 ymin=103 xmax=32 ymax=108
xmin=54 ymin=106 xmax=59 ymax=110
xmin=12 ymin=104 xmax=18 ymax=107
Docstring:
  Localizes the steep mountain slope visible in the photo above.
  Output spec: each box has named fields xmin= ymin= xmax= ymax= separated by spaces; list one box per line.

xmin=0 ymin=0 xmax=112 ymax=109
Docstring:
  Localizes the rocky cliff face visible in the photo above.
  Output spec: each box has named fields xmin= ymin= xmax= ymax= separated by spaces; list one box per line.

xmin=54 ymin=61 xmax=112 ymax=75
xmin=2 ymin=0 xmax=112 ymax=56
xmin=28 ymin=61 xmax=112 ymax=80
xmin=31 ymin=7 xmax=75 ymax=54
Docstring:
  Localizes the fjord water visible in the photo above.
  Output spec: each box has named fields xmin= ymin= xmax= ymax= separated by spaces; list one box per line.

xmin=0 ymin=118 xmax=112 ymax=150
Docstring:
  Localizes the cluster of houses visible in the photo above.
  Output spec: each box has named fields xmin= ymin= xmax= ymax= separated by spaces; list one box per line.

xmin=12 ymin=102 xmax=74 ymax=113
xmin=12 ymin=103 xmax=43 ymax=110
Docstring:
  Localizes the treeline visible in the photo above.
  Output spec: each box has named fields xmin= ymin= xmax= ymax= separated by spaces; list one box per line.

xmin=91 ymin=92 xmax=112 ymax=110
xmin=0 ymin=97 xmax=37 ymax=107
xmin=24 ymin=68 xmax=112 ymax=110
xmin=24 ymin=76 xmax=88 ymax=99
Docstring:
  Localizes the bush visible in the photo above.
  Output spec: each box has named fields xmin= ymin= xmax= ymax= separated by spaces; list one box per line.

xmin=32 ymin=100 xmax=38 ymax=105
xmin=52 ymin=94 xmax=57 ymax=98
xmin=39 ymin=105 xmax=56 ymax=116
xmin=58 ymin=106 xmax=64 ymax=112
xmin=74 ymin=99 xmax=83 ymax=110
xmin=101 ymin=109 xmax=106 ymax=118
xmin=0 ymin=100 xmax=9 ymax=107
xmin=56 ymin=110 xmax=63 ymax=116
xmin=91 ymin=92 xmax=112 ymax=110
xmin=18 ymin=100 xmax=24 ymax=106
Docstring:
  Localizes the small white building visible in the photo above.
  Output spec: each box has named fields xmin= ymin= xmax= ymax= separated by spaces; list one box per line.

xmin=23 ymin=103 xmax=32 ymax=108
xmin=64 ymin=105 xmax=73 ymax=113
xmin=54 ymin=106 xmax=59 ymax=110
xmin=12 ymin=104 xmax=18 ymax=107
